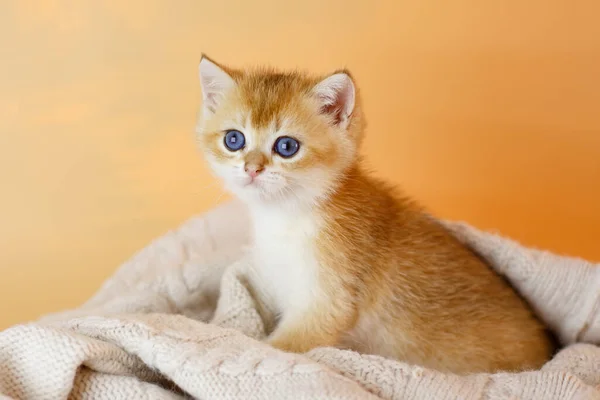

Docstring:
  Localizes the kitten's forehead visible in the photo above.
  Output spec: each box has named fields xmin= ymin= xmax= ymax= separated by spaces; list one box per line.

xmin=236 ymin=71 xmax=317 ymax=129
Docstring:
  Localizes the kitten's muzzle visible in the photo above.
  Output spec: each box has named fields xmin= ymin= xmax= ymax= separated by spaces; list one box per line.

xmin=244 ymin=163 xmax=264 ymax=179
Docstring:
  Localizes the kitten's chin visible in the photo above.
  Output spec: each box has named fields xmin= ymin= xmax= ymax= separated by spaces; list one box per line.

xmin=227 ymin=181 xmax=318 ymax=210
xmin=228 ymin=184 xmax=287 ymax=206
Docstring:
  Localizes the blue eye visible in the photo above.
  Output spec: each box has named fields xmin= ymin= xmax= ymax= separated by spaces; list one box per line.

xmin=224 ymin=130 xmax=245 ymax=151
xmin=273 ymin=136 xmax=300 ymax=158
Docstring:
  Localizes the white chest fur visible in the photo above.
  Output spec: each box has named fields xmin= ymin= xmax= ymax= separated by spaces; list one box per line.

xmin=246 ymin=207 xmax=322 ymax=318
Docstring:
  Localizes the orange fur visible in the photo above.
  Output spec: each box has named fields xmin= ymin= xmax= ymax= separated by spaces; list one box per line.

xmin=196 ymin=56 xmax=554 ymax=374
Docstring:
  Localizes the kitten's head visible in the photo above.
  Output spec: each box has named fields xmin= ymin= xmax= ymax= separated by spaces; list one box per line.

xmin=196 ymin=55 xmax=364 ymax=209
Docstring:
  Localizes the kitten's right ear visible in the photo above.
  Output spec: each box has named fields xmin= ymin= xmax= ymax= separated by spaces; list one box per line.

xmin=312 ymin=72 xmax=356 ymax=130
xmin=199 ymin=55 xmax=236 ymax=114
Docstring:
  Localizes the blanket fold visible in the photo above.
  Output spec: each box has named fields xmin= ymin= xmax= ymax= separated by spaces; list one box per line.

xmin=1 ymin=200 xmax=598 ymax=399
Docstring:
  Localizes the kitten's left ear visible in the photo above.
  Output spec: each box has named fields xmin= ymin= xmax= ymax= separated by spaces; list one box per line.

xmin=312 ymin=72 xmax=356 ymax=129
xmin=199 ymin=55 xmax=236 ymax=114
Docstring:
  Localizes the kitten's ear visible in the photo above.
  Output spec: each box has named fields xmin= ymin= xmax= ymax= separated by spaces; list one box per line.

xmin=199 ymin=55 xmax=236 ymax=114
xmin=312 ymin=72 xmax=356 ymax=129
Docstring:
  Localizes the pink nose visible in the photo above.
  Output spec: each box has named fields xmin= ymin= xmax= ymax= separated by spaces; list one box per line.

xmin=244 ymin=164 xmax=264 ymax=178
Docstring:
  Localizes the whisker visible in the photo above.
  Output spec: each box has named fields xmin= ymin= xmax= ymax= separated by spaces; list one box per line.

xmin=214 ymin=190 xmax=227 ymax=204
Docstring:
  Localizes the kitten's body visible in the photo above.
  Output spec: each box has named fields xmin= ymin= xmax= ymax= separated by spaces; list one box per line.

xmin=196 ymin=56 xmax=554 ymax=374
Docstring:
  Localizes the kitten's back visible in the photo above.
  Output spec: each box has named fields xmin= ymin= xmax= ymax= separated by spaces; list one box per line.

xmin=319 ymin=166 xmax=554 ymax=373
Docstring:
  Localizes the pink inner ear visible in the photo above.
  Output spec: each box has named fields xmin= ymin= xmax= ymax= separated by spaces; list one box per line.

xmin=314 ymin=74 xmax=355 ymax=127
xmin=320 ymin=101 xmax=344 ymax=125
xmin=199 ymin=58 xmax=235 ymax=114
xmin=205 ymin=92 xmax=218 ymax=113
xmin=321 ymin=94 xmax=342 ymax=124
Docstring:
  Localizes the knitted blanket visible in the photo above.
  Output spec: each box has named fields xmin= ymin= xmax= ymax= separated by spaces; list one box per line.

xmin=1 ymin=200 xmax=599 ymax=399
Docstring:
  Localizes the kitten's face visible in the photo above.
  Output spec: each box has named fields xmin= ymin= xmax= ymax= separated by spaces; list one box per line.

xmin=196 ymin=57 xmax=362 ymax=208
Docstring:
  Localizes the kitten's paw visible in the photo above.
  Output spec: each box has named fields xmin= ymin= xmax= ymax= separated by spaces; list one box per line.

xmin=267 ymin=335 xmax=313 ymax=354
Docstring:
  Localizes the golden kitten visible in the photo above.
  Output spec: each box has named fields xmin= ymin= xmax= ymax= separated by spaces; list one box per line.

xmin=195 ymin=55 xmax=554 ymax=374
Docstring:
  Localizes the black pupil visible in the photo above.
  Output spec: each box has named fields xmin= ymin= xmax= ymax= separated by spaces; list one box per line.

xmin=276 ymin=137 xmax=299 ymax=157
xmin=225 ymin=130 xmax=245 ymax=151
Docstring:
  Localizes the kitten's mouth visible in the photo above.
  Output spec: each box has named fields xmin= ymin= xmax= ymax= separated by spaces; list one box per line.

xmin=242 ymin=177 xmax=256 ymax=187
xmin=241 ymin=176 xmax=261 ymax=188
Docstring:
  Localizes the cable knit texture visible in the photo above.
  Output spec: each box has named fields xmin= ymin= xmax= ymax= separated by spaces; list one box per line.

xmin=1 ymin=200 xmax=598 ymax=399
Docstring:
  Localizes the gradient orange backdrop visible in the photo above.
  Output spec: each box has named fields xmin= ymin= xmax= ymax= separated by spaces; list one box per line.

xmin=1 ymin=1 xmax=598 ymax=329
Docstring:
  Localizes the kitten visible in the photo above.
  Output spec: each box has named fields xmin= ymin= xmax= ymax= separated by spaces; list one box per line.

xmin=195 ymin=55 xmax=554 ymax=374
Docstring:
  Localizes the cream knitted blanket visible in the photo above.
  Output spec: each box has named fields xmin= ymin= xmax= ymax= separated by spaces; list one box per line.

xmin=1 ymin=200 xmax=599 ymax=399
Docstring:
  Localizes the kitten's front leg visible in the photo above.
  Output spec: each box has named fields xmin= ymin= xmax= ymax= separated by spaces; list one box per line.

xmin=267 ymin=297 xmax=356 ymax=353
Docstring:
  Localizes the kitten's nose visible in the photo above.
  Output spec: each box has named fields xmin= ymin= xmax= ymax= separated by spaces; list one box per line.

xmin=244 ymin=163 xmax=264 ymax=178
xmin=244 ymin=150 xmax=267 ymax=179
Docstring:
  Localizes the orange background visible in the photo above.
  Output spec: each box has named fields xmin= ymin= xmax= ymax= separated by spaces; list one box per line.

xmin=1 ymin=1 xmax=598 ymax=329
